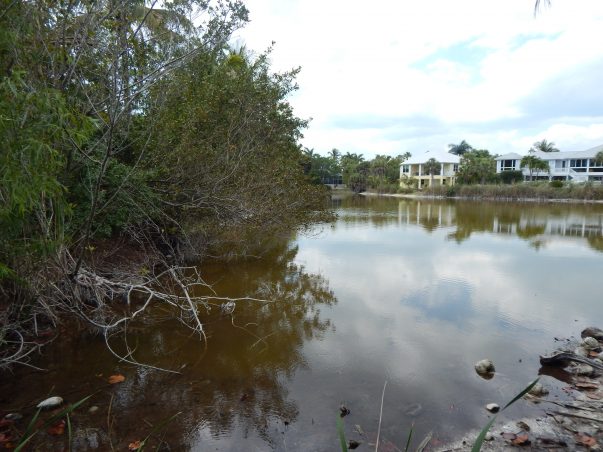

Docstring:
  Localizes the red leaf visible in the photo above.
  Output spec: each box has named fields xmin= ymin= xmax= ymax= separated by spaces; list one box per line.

xmin=47 ymin=420 xmax=65 ymax=436
xmin=576 ymin=434 xmax=597 ymax=447
xmin=512 ymin=433 xmax=530 ymax=446
xmin=128 ymin=440 xmax=142 ymax=450
xmin=108 ymin=374 xmax=126 ymax=384
xmin=0 ymin=432 xmax=14 ymax=442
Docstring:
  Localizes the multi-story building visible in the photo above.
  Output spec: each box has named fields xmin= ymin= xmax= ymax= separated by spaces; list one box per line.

xmin=399 ymin=150 xmax=460 ymax=189
xmin=495 ymin=144 xmax=603 ymax=183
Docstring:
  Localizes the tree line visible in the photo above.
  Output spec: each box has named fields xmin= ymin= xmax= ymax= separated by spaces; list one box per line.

xmin=0 ymin=0 xmax=331 ymax=366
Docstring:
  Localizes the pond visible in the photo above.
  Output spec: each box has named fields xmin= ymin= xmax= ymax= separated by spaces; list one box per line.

xmin=2 ymin=195 xmax=603 ymax=450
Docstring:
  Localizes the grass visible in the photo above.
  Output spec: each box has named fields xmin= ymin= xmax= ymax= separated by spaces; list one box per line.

xmin=337 ymin=378 xmax=540 ymax=452
xmin=421 ymin=182 xmax=603 ymax=201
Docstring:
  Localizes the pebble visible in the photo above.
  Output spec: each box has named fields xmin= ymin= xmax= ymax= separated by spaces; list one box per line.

xmin=582 ymin=337 xmax=601 ymax=350
xmin=475 ymin=359 xmax=495 ymax=375
xmin=574 ymin=346 xmax=588 ymax=357
xmin=573 ymin=364 xmax=595 ymax=376
xmin=4 ymin=413 xmax=23 ymax=421
xmin=486 ymin=403 xmax=500 ymax=413
xmin=36 ymin=396 xmax=64 ymax=409
xmin=484 ymin=432 xmax=494 ymax=441
xmin=528 ymin=383 xmax=549 ymax=397
xmin=88 ymin=406 xmax=99 ymax=414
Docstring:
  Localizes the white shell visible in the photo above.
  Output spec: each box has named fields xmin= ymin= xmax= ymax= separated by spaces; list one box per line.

xmin=36 ymin=396 xmax=63 ymax=409
xmin=486 ymin=403 xmax=500 ymax=413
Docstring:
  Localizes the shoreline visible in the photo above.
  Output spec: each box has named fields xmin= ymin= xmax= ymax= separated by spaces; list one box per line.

xmin=360 ymin=191 xmax=603 ymax=204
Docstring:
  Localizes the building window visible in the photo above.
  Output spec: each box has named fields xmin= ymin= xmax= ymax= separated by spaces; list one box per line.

xmin=453 ymin=164 xmax=459 ymax=172
xmin=570 ymin=159 xmax=587 ymax=167
xmin=402 ymin=165 xmax=410 ymax=174
xmin=501 ymin=160 xmax=516 ymax=171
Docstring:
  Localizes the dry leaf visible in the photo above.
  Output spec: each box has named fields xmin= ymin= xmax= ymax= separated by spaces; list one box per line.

xmin=575 ymin=382 xmax=600 ymax=390
xmin=108 ymin=374 xmax=125 ymax=384
xmin=588 ymin=351 xmax=600 ymax=358
xmin=585 ymin=391 xmax=603 ymax=400
xmin=47 ymin=420 xmax=65 ymax=436
xmin=128 ymin=440 xmax=142 ymax=450
xmin=576 ymin=434 xmax=597 ymax=447
xmin=0 ymin=432 xmax=14 ymax=442
xmin=512 ymin=433 xmax=530 ymax=446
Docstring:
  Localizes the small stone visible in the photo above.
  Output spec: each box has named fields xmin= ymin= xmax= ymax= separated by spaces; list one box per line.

xmin=486 ymin=403 xmax=500 ymax=413
xmin=5 ymin=413 xmax=23 ymax=421
xmin=582 ymin=337 xmax=601 ymax=350
xmin=475 ymin=359 xmax=495 ymax=376
xmin=581 ymin=327 xmax=603 ymax=341
xmin=36 ymin=396 xmax=63 ymax=409
xmin=88 ymin=406 xmax=99 ymax=414
xmin=573 ymin=364 xmax=595 ymax=376
xmin=528 ymin=383 xmax=549 ymax=397
xmin=574 ymin=346 xmax=588 ymax=357
xmin=484 ymin=432 xmax=494 ymax=441
xmin=517 ymin=421 xmax=530 ymax=431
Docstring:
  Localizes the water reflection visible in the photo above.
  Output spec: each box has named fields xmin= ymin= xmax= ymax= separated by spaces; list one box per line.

xmin=0 ymin=240 xmax=336 ymax=451
xmin=336 ymin=195 xmax=603 ymax=253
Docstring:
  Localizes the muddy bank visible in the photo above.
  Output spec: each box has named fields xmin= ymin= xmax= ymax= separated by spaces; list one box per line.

xmin=437 ymin=328 xmax=603 ymax=451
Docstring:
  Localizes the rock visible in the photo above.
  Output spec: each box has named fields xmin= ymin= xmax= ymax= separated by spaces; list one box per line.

xmin=4 ymin=413 xmax=23 ymax=421
xmin=484 ymin=432 xmax=494 ymax=441
xmin=475 ymin=359 xmax=495 ymax=376
xmin=572 ymin=364 xmax=595 ymax=376
xmin=582 ymin=337 xmax=601 ymax=351
xmin=36 ymin=396 xmax=63 ymax=409
xmin=88 ymin=406 xmax=99 ymax=414
xmin=528 ymin=383 xmax=549 ymax=397
xmin=581 ymin=327 xmax=603 ymax=341
xmin=486 ymin=403 xmax=500 ymax=413
xmin=339 ymin=404 xmax=350 ymax=417
xmin=516 ymin=421 xmax=530 ymax=431
xmin=574 ymin=346 xmax=588 ymax=357
xmin=348 ymin=440 xmax=361 ymax=449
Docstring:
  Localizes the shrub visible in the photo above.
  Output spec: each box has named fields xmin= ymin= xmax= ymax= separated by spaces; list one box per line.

xmin=549 ymin=180 xmax=564 ymax=188
xmin=499 ymin=170 xmax=524 ymax=184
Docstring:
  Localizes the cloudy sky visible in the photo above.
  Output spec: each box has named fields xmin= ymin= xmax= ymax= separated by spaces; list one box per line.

xmin=235 ymin=0 xmax=603 ymax=159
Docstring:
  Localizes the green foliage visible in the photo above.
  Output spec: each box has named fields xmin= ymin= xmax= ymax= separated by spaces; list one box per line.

xmin=530 ymin=139 xmax=559 ymax=153
xmin=448 ymin=140 xmax=473 ymax=156
xmin=456 ymin=150 xmax=497 ymax=185
xmin=520 ymin=155 xmax=549 ymax=180
xmin=549 ymin=180 xmax=564 ymax=188
xmin=500 ymin=170 xmax=524 ymax=184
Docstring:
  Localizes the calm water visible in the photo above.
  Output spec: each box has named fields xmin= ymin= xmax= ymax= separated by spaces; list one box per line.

xmin=2 ymin=196 xmax=603 ymax=450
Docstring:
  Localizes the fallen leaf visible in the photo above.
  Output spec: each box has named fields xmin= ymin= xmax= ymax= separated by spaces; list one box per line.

xmin=128 ymin=440 xmax=142 ymax=450
xmin=588 ymin=351 xmax=600 ymax=358
xmin=576 ymin=434 xmax=597 ymax=447
xmin=585 ymin=391 xmax=603 ymax=400
xmin=47 ymin=420 xmax=65 ymax=436
xmin=0 ymin=432 xmax=14 ymax=442
xmin=0 ymin=419 xmax=14 ymax=427
xmin=512 ymin=433 xmax=530 ymax=446
xmin=108 ymin=374 xmax=125 ymax=384
xmin=575 ymin=382 xmax=600 ymax=390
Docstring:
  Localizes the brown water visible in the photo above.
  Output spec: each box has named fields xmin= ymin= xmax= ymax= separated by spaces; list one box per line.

xmin=2 ymin=196 xmax=603 ymax=451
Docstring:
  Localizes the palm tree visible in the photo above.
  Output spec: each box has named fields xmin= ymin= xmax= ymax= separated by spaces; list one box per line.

xmin=530 ymin=139 xmax=559 ymax=153
xmin=521 ymin=155 xmax=549 ymax=181
xmin=424 ymin=158 xmax=440 ymax=187
xmin=329 ymin=148 xmax=341 ymax=163
xmin=448 ymin=140 xmax=473 ymax=156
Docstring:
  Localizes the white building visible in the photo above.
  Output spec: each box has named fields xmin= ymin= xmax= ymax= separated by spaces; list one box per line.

xmin=495 ymin=144 xmax=603 ymax=183
xmin=400 ymin=150 xmax=460 ymax=189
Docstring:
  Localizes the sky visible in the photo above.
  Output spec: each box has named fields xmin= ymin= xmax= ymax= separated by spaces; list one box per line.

xmin=234 ymin=0 xmax=603 ymax=159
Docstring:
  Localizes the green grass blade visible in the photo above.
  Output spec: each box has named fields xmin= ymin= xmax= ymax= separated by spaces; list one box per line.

xmin=139 ymin=411 xmax=182 ymax=451
xmin=14 ymin=432 xmax=38 ymax=452
xmin=16 ymin=408 xmax=41 ymax=450
xmin=336 ymin=415 xmax=348 ymax=452
xmin=471 ymin=415 xmax=497 ymax=452
xmin=67 ymin=413 xmax=72 ymax=452
xmin=404 ymin=424 xmax=414 ymax=452
xmin=502 ymin=378 xmax=539 ymax=411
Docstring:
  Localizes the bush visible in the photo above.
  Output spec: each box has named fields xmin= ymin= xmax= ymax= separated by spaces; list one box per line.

xmin=500 ymin=170 xmax=524 ymax=184
xmin=549 ymin=180 xmax=564 ymax=188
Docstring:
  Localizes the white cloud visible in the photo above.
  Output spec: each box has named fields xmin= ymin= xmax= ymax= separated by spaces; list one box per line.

xmin=235 ymin=0 xmax=603 ymax=157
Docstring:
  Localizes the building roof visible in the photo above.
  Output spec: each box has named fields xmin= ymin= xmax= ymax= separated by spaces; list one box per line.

xmin=495 ymin=152 xmax=523 ymax=161
xmin=496 ymin=144 xmax=603 ymax=161
xmin=404 ymin=149 xmax=460 ymax=165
